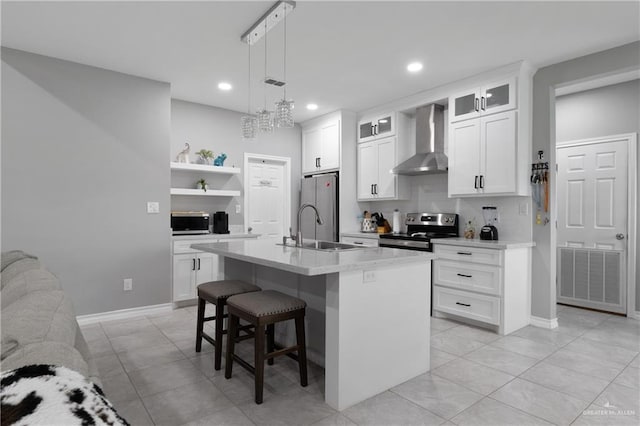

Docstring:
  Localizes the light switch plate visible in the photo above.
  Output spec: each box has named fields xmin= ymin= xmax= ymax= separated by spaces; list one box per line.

xmin=123 ymin=278 xmax=133 ymax=291
xmin=363 ymin=270 xmax=376 ymax=283
xmin=147 ymin=202 xmax=160 ymax=214
xmin=235 ymin=204 xmax=241 ymax=214
xmin=519 ymin=202 xmax=529 ymax=216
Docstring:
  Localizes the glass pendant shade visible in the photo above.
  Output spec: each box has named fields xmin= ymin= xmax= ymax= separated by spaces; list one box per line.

xmin=257 ymin=109 xmax=274 ymax=132
xmin=241 ymin=114 xmax=258 ymax=139
xmin=275 ymin=99 xmax=294 ymax=128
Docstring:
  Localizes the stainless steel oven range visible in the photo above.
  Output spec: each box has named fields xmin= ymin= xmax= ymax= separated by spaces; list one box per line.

xmin=378 ymin=212 xmax=459 ymax=252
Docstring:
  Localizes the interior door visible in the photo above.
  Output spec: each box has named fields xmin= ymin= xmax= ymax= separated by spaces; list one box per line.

xmin=248 ymin=159 xmax=287 ymax=238
xmin=557 ymin=137 xmax=628 ymax=313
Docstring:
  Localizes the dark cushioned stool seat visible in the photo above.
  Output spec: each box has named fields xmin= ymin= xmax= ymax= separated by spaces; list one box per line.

xmin=196 ymin=280 xmax=261 ymax=371
xmin=198 ymin=280 xmax=261 ymax=301
xmin=225 ymin=290 xmax=308 ymax=404
xmin=226 ymin=290 xmax=306 ymax=317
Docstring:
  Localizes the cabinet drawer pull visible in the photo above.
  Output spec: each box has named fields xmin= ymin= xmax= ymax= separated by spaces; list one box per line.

xmin=456 ymin=251 xmax=472 ymax=255
xmin=457 ymin=273 xmax=473 ymax=278
xmin=455 ymin=302 xmax=471 ymax=307
xmin=353 ymin=241 xmax=364 ymax=245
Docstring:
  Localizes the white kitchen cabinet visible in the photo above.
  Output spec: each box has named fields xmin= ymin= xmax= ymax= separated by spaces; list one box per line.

xmin=172 ymin=239 xmax=223 ymax=302
xmin=432 ymin=243 xmax=531 ymax=335
xmin=302 ymin=118 xmax=340 ymax=174
xmin=449 ymin=110 xmax=517 ymax=197
xmin=358 ymin=112 xmax=396 ymax=143
xmin=449 ymin=77 xmax=516 ymax=123
xmin=357 ymin=137 xmax=408 ymax=201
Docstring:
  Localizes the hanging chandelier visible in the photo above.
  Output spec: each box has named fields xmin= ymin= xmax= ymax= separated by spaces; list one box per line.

xmin=241 ymin=1 xmax=296 ymax=136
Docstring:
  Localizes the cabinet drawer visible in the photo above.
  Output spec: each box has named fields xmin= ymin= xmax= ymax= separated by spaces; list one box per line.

xmin=434 ymin=244 xmax=502 ymax=266
xmin=173 ymin=239 xmax=218 ymax=254
xmin=433 ymin=260 xmax=501 ymax=295
xmin=341 ymin=236 xmax=379 ymax=247
xmin=433 ymin=286 xmax=500 ymax=325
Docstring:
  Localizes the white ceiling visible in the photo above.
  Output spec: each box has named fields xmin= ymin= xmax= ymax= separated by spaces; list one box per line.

xmin=2 ymin=1 xmax=639 ymax=123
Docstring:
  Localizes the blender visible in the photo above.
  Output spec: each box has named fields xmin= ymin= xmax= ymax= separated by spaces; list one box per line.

xmin=480 ymin=206 xmax=499 ymax=240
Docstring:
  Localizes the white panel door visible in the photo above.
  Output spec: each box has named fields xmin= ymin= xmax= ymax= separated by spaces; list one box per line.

xmin=482 ymin=111 xmax=516 ymax=194
xmin=557 ymin=139 xmax=627 ymax=250
xmin=449 ymin=119 xmax=481 ymax=196
xmin=320 ymin=120 xmax=340 ymax=171
xmin=248 ymin=160 xmax=287 ymax=238
xmin=357 ymin=142 xmax=377 ymax=200
xmin=376 ymin=137 xmax=396 ymax=199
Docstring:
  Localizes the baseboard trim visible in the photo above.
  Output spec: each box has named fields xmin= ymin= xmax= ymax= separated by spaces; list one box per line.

xmin=77 ymin=303 xmax=173 ymax=326
xmin=530 ymin=316 xmax=559 ymax=329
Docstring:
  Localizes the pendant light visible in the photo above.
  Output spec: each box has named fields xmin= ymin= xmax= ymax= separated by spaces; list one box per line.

xmin=275 ymin=3 xmax=294 ymax=128
xmin=256 ymin=19 xmax=274 ymax=133
xmin=241 ymin=42 xmax=257 ymax=140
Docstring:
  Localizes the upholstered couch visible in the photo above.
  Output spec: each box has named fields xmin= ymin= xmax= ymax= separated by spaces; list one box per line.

xmin=1 ymin=251 xmax=100 ymax=386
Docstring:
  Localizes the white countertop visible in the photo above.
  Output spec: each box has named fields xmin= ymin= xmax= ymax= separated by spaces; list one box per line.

xmin=431 ymin=237 xmax=536 ymax=250
xmin=192 ymin=238 xmax=434 ymax=276
xmin=172 ymin=233 xmax=259 ymax=241
xmin=340 ymin=232 xmax=380 ymax=239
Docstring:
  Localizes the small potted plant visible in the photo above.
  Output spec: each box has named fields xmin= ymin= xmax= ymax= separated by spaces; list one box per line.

xmin=464 ymin=218 xmax=476 ymax=239
xmin=196 ymin=178 xmax=208 ymax=192
xmin=195 ymin=149 xmax=214 ymax=165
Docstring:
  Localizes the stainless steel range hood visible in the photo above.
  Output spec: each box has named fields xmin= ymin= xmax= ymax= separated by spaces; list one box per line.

xmin=392 ymin=103 xmax=447 ymax=175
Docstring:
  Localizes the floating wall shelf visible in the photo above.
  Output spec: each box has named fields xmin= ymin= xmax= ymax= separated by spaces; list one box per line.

xmin=170 ymin=188 xmax=241 ymax=197
xmin=170 ymin=162 xmax=241 ymax=175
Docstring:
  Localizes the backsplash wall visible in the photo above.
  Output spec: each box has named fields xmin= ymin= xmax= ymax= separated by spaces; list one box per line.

xmin=360 ymin=174 xmax=532 ymax=241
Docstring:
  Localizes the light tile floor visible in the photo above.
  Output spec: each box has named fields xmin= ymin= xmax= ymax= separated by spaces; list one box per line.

xmin=83 ymin=304 xmax=640 ymax=425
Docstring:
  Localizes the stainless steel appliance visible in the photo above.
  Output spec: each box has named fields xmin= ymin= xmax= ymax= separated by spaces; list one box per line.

xmin=300 ymin=173 xmax=338 ymax=242
xmin=213 ymin=211 xmax=229 ymax=234
xmin=379 ymin=212 xmax=459 ymax=252
xmin=171 ymin=211 xmax=210 ymax=235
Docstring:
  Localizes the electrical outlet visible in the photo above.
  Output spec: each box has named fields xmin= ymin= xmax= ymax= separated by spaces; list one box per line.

xmin=235 ymin=204 xmax=241 ymax=214
xmin=363 ymin=270 xmax=376 ymax=283
xmin=147 ymin=202 xmax=160 ymax=214
xmin=123 ymin=278 xmax=133 ymax=291
xmin=519 ymin=202 xmax=529 ymax=216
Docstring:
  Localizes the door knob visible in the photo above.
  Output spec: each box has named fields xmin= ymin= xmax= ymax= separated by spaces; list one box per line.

xmin=616 ymin=233 xmax=625 ymax=240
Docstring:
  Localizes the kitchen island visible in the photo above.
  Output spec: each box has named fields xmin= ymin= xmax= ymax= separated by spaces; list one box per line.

xmin=192 ymin=238 xmax=434 ymax=411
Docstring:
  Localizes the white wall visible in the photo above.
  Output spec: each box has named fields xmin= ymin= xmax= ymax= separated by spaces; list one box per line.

xmin=1 ymin=47 xmax=172 ymax=315
xmin=556 ymin=79 xmax=640 ymax=312
xmin=170 ymin=99 xmax=302 ymax=231
xmin=531 ymin=41 xmax=640 ymax=320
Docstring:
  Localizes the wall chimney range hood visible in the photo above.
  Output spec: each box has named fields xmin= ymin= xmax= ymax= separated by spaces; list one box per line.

xmin=392 ymin=103 xmax=447 ymax=175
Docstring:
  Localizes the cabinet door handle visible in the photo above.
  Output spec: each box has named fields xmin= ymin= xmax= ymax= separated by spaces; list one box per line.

xmin=457 ymin=251 xmax=472 ymax=255
xmin=456 ymin=302 xmax=471 ymax=307
xmin=457 ymin=273 xmax=473 ymax=278
xmin=198 ymin=258 xmax=201 ymax=270
xmin=353 ymin=241 xmax=364 ymax=245
xmin=374 ymin=184 xmax=378 ymax=195
xmin=480 ymin=175 xmax=485 ymax=189
xmin=318 ymin=157 xmax=321 ymax=168
xmin=474 ymin=175 xmax=478 ymax=189
xmin=481 ymin=96 xmax=486 ymax=110
xmin=371 ymin=184 xmax=374 ymax=195
xmin=475 ymin=98 xmax=480 ymax=112
xmin=373 ymin=124 xmax=378 ymax=135
xmin=192 ymin=258 xmax=196 ymax=271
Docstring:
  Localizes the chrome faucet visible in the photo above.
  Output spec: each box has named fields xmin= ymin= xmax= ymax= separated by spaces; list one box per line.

xmin=291 ymin=204 xmax=324 ymax=247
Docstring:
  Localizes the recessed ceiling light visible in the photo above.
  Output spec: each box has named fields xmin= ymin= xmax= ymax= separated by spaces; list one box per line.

xmin=306 ymin=103 xmax=318 ymax=110
xmin=407 ymin=62 xmax=423 ymax=73
xmin=218 ymin=82 xmax=232 ymax=91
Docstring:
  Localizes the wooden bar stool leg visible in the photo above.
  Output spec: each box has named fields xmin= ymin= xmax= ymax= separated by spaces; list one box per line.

xmin=225 ymin=314 xmax=239 ymax=379
xmin=214 ymin=299 xmax=225 ymax=370
xmin=195 ymin=297 xmax=205 ymax=352
xmin=254 ymin=324 xmax=266 ymax=404
xmin=295 ymin=315 xmax=308 ymax=387
xmin=266 ymin=324 xmax=275 ymax=366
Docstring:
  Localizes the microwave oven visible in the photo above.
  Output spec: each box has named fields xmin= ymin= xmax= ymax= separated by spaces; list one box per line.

xmin=171 ymin=212 xmax=210 ymax=235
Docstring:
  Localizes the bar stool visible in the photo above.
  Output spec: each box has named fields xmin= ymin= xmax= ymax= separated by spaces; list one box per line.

xmin=195 ymin=280 xmax=261 ymax=370
xmin=225 ymin=290 xmax=308 ymax=404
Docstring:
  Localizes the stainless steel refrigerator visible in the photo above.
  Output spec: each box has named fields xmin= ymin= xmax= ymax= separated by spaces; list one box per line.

xmin=300 ymin=173 xmax=338 ymax=242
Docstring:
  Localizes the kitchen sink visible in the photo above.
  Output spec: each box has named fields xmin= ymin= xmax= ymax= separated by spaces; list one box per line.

xmin=301 ymin=241 xmax=362 ymax=251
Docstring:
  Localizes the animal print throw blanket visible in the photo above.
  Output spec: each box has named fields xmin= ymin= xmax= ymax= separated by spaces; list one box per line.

xmin=1 ymin=365 xmax=129 ymax=426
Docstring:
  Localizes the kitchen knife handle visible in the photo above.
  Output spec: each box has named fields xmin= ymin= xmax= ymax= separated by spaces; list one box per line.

xmin=457 ymin=252 xmax=472 ymax=255
xmin=481 ymin=96 xmax=486 ymax=110
xmin=475 ymin=97 xmax=480 ymax=112
xmin=474 ymin=175 xmax=479 ymax=189
xmin=457 ymin=273 xmax=473 ymax=278
xmin=456 ymin=302 xmax=471 ymax=307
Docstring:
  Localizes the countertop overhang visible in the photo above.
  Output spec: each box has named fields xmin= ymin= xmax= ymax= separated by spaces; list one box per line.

xmin=192 ymin=239 xmax=434 ymax=276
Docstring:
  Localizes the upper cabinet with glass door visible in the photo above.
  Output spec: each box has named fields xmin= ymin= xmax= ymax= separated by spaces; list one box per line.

xmin=358 ymin=112 xmax=396 ymax=143
xmin=449 ymin=77 xmax=516 ymax=123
